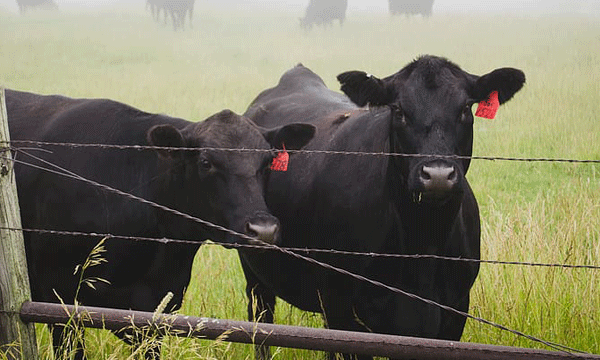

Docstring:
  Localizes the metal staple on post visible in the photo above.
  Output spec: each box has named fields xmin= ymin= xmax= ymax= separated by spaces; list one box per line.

xmin=0 ymin=88 xmax=39 ymax=359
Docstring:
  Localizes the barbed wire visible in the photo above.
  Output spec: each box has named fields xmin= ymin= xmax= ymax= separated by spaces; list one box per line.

xmin=0 ymin=151 xmax=593 ymax=354
xmin=2 ymin=226 xmax=598 ymax=270
xmin=3 ymin=140 xmax=600 ymax=164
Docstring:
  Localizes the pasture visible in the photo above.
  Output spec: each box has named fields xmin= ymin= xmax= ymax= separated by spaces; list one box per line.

xmin=1 ymin=4 xmax=599 ymax=359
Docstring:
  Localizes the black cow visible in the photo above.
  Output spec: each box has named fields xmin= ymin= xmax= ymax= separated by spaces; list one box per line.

xmin=146 ymin=0 xmax=163 ymax=21
xmin=6 ymin=89 xmax=315 ymax=360
xmin=388 ymin=0 xmax=434 ymax=17
xmin=15 ymin=0 xmax=58 ymax=14
xmin=147 ymin=0 xmax=195 ymax=30
xmin=239 ymin=56 xmax=525 ymax=360
xmin=300 ymin=0 xmax=348 ymax=29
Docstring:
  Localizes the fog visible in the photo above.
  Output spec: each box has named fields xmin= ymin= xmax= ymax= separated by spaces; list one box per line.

xmin=1 ymin=0 xmax=598 ymax=16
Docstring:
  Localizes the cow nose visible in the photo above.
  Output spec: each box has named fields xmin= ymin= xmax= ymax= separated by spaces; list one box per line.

xmin=245 ymin=216 xmax=280 ymax=245
xmin=419 ymin=164 xmax=458 ymax=193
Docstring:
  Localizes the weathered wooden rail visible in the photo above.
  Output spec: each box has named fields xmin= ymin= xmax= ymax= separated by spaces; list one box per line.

xmin=19 ymin=301 xmax=600 ymax=360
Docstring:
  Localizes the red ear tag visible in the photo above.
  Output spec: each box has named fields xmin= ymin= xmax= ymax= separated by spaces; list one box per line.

xmin=270 ymin=144 xmax=289 ymax=172
xmin=475 ymin=90 xmax=500 ymax=119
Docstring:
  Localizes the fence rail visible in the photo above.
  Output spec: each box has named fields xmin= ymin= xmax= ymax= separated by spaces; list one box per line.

xmin=18 ymin=301 xmax=600 ymax=360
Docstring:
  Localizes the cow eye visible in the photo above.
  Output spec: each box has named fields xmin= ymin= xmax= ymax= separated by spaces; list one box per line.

xmin=461 ymin=103 xmax=474 ymax=123
xmin=391 ymin=105 xmax=407 ymax=126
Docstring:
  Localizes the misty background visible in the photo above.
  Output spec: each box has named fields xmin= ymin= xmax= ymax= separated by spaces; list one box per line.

xmin=0 ymin=0 xmax=598 ymax=16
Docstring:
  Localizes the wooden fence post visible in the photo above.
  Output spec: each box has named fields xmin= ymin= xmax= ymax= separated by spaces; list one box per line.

xmin=0 ymin=88 xmax=39 ymax=360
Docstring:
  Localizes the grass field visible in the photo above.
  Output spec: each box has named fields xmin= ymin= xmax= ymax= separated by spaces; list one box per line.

xmin=1 ymin=4 xmax=599 ymax=359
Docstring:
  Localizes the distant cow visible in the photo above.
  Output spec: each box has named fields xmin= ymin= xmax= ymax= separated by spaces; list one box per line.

xmin=240 ymin=56 xmax=525 ymax=359
xmin=146 ymin=0 xmax=162 ymax=20
xmin=147 ymin=0 xmax=195 ymax=30
xmin=6 ymin=89 xmax=315 ymax=360
xmin=300 ymin=0 xmax=348 ymax=29
xmin=389 ymin=0 xmax=434 ymax=17
xmin=15 ymin=0 xmax=58 ymax=14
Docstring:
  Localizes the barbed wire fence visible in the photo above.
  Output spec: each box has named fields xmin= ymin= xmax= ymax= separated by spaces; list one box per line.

xmin=1 ymin=139 xmax=599 ymax=356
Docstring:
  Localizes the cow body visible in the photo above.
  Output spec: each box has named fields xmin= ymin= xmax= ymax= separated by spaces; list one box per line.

xmin=240 ymin=56 xmax=525 ymax=360
xmin=300 ymin=0 xmax=348 ymax=29
xmin=388 ymin=0 xmax=434 ymax=17
xmin=6 ymin=89 xmax=314 ymax=360
xmin=16 ymin=0 xmax=58 ymax=14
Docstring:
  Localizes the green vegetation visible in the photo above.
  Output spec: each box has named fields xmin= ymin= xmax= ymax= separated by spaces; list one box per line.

xmin=1 ymin=5 xmax=599 ymax=359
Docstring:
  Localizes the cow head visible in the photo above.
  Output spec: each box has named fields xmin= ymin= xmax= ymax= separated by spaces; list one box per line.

xmin=338 ymin=55 xmax=525 ymax=204
xmin=147 ymin=109 xmax=315 ymax=245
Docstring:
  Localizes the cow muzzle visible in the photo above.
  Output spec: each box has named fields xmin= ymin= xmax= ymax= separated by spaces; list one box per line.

xmin=412 ymin=160 xmax=462 ymax=203
xmin=420 ymin=164 xmax=458 ymax=192
xmin=245 ymin=212 xmax=281 ymax=246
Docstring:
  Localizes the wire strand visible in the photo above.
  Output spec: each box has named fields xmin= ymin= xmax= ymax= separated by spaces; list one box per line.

xmin=3 ymin=140 xmax=600 ymax=164
xmin=2 ymin=226 xmax=597 ymax=270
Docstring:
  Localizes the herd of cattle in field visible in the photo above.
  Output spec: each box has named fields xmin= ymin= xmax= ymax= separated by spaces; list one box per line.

xmin=6 ymin=55 xmax=525 ymax=359
xmin=14 ymin=0 xmax=436 ymax=30
xmin=145 ymin=0 xmax=437 ymax=31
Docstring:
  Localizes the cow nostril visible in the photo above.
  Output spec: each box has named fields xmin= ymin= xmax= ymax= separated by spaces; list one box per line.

xmin=245 ymin=221 xmax=279 ymax=244
xmin=245 ymin=223 xmax=259 ymax=238
xmin=448 ymin=168 xmax=457 ymax=183
xmin=420 ymin=168 xmax=431 ymax=181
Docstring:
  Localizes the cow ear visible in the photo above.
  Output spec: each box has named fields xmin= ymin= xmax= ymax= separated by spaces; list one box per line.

xmin=262 ymin=123 xmax=316 ymax=151
xmin=337 ymin=71 xmax=395 ymax=107
xmin=147 ymin=124 xmax=186 ymax=159
xmin=472 ymin=68 xmax=526 ymax=104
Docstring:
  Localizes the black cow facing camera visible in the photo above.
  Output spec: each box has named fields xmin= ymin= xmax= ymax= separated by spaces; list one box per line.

xmin=241 ymin=55 xmax=525 ymax=360
xmin=6 ymin=89 xmax=315 ymax=360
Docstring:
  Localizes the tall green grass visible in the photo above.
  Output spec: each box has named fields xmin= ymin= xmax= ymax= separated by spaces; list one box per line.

xmin=1 ymin=5 xmax=599 ymax=359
